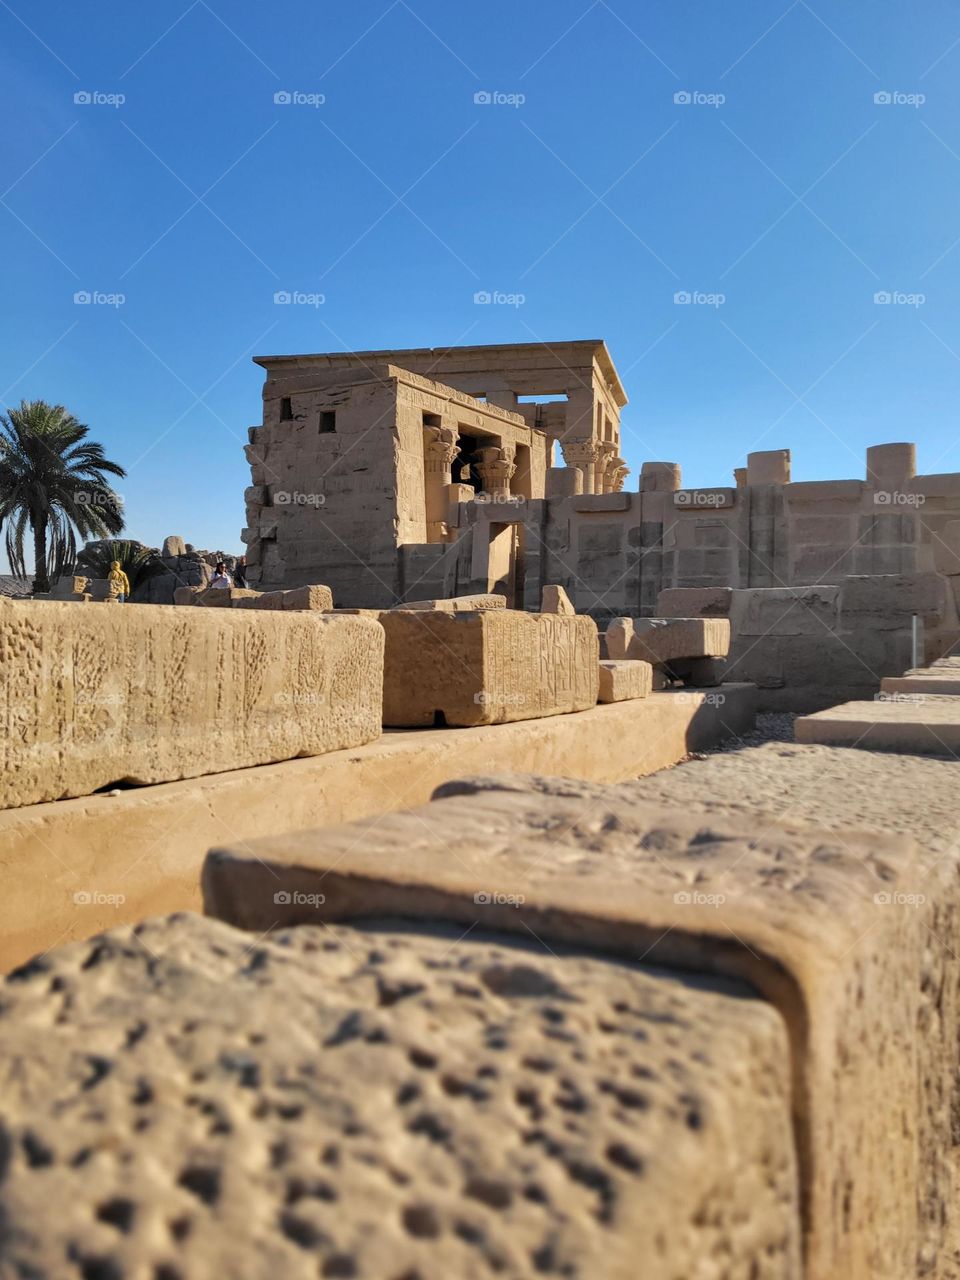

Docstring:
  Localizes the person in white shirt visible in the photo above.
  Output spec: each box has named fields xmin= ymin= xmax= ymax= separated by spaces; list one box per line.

xmin=209 ymin=561 xmax=232 ymax=589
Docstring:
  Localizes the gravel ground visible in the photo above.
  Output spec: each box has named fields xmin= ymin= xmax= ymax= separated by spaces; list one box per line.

xmin=692 ymin=711 xmax=796 ymax=759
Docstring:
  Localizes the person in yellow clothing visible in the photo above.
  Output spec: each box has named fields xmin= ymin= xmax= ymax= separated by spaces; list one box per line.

xmin=107 ymin=559 xmax=130 ymax=603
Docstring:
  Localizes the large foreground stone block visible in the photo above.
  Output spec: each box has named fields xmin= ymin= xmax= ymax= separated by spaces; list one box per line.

xmin=0 ymin=914 xmax=800 ymax=1279
xmin=629 ymin=741 xmax=960 ymax=1274
xmin=606 ymin=617 xmax=730 ymax=664
xmin=0 ymin=600 xmax=384 ymax=806
xmin=380 ymin=610 xmax=598 ymax=727
xmin=203 ymin=780 xmax=920 ymax=1280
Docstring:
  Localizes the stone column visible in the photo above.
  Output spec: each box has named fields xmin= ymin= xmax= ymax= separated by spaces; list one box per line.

xmin=596 ymin=442 xmax=624 ymax=493
xmin=608 ymin=458 xmax=629 ymax=493
xmin=560 ymin=440 xmax=602 ymax=494
xmin=474 ymin=445 xmax=517 ymax=500
xmin=423 ymin=426 xmax=459 ymax=541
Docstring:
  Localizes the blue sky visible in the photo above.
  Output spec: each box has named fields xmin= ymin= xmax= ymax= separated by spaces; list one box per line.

xmin=2 ymin=0 xmax=960 ymax=558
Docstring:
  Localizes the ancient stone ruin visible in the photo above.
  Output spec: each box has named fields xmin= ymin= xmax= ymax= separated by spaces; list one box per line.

xmin=5 ymin=337 xmax=960 ymax=1277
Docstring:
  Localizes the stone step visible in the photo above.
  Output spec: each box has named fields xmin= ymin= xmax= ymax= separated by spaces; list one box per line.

xmin=881 ymin=667 xmax=960 ymax=696
xmin=796 ymin=697 xmax=960 ymax=755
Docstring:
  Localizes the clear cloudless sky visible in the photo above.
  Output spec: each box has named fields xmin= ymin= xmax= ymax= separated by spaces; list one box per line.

xmin=2 ymin=0 xmax=960 ymax=558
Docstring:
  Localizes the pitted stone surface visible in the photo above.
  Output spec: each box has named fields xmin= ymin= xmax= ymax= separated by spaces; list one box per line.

xmin=445 ymin=752 xmax=960 ymax=1278
xmin=0 ymin=913 xmax=798 ymax=1280
xmin=204 ymin=781 xmax=920 ymax=1280
xmin=0 ymin=599 xmax=384 ymax=806
xmin=629 ymin=740 xmax=960 ymax=1276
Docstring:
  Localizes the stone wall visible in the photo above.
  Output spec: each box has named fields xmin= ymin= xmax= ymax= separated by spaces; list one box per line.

xmin=656 ymin=575 xmax=958 ymax=710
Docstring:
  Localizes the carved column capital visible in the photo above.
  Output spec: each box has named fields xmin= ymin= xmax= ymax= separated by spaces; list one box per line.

xmin=474 ymin=445 xmax=517 ymax=498
xmin=424 ymin=425 xmax=459 ymax=473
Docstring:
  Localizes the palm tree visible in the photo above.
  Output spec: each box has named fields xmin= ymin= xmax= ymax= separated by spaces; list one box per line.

xmin=0 ymin=400 xmax=125 ymax=594
xmin=76 ymin=539 xmax=167 ymax=596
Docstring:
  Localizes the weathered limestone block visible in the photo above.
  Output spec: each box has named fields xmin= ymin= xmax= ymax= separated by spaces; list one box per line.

xmin=161 ymin=535 xmax=187 ymax=558
xmin=628 ymin=741 xmax=960 ymax=1273
xmin=390 ymin=594 xmax=506 ymax=612
xmin=796 ymin=697 xmax=960 ymax=754
xmin=379 ymin=610 xmax=598 ymax=727
xmin=881 ymin=668 xmax=960 ymax=696
xmin=175 ymin=586 xmax=264 ymax=608
xmin=0 ymin=913 xmax=799 ymax=1280
xmin=598 ymin=659 xmax=652 ymax=702
xmin=866 ymin=441 xmax=916 ymax=490
xmin=839 ymin=573 xmax=949 ymax=627
xmin=656 ymin=586 xmax=733 ymax=617
xmin=606 ymin=617 xmax=730 ymax=665
xmin=281 ymin=584 xmax=334 ymax=611
xmin=545 ymin=465 xmax=583 ymax=498
xmin=50 ymin=575 xmax=90 ymax=598
xmin=204 ymin=779 xmax=921 ymax=1279
xmin=236 ymin=585 xmax=334 ymax=612
xmin=747 ymin=449 xmax=790 ymax=485
xmin=683 ymin=656 xmax=725 ymax=687
xmin=932 ymin=520 xmax=960 ymax=576
xmin=540 ymin=584 xmax=575 ymax=615
xmin=639 ymin=461 xmax=680 ymax=492
xmin=730 ymin=586 xmax=839 ymax=637
xmin=0 ymin=600 xmax=384 ymax=806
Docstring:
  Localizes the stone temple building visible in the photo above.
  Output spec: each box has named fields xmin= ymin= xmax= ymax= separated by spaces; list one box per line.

xmin=242 ymin=339 xmax=960 ymax=624
xmin=242 ymin=341 xmax=627 ymax=609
